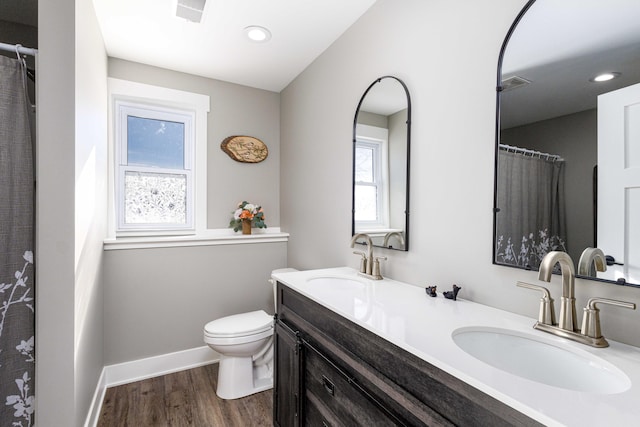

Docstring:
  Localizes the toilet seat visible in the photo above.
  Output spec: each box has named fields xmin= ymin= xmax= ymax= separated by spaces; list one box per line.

xmin=204 ymin=310 xmax=273 ymax=338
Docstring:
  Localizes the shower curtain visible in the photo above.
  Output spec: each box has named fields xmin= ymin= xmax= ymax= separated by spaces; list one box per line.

xmin=495 ymin=150 xmax=567 ymax=270
xmin=0 ymin=55 xmax=35 ymax=427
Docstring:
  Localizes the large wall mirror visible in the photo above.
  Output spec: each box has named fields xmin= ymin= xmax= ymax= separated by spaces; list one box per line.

xmin=494 ymin=0 xmax=640 ymax=286
xmin=353 ymin=76 xmax=411 ymax=251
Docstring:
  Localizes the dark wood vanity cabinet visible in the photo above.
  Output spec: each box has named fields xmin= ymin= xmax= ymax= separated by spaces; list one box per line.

xmin=273 ymin=282 xmax=542 ymax=427
xmin=274 ymin=320 xmax=302 ymax=427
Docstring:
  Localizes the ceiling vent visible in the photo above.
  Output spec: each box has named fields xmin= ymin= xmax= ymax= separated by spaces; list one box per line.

xmin=501 ymin=75 xmax=531 ymax=92
xmin=176 ymin=0 xmax=206 ymax=23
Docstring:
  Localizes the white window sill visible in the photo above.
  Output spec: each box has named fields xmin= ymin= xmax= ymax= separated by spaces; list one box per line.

xmin=355 ymin=228 xmax=403 ymax=237
xmin=103 ymin=227 xmax=289 ymax=250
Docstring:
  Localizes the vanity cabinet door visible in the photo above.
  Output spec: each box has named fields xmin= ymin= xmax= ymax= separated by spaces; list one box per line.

xmin=303 ymin=340 xmax=400 ymax=427
xmin=274 ymin=320 xmax=302 ymax=427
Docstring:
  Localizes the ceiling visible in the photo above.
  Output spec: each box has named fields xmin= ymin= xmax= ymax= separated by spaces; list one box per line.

xmin=91 ymin=0 xmax=377 ymax=92
xmin=360 ymin=78 xmax=408 ymax=116
xmin=7 ymin=0 xmax=638 ymax=113
xmin=500 ymin=0 xmax=640 ymax=129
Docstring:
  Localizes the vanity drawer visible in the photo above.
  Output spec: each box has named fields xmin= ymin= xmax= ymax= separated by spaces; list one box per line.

xmin=303 ymin=340 xmax=398 ymax=426
xmin=305 ymin=391 xmax=348 ymax=427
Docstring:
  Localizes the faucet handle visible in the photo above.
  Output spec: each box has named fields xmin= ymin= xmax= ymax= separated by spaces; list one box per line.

xmin=581 ymin=297 xmax=636 ymax=339
xmin=353 ymin=251 xmax=367 ymax=274
xmin=371 ymin=256 xmax=387 ymax=279
xmin=517 ymin=281 xmax=556 ymax=325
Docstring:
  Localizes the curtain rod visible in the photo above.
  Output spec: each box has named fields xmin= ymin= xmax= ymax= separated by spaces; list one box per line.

xmin=499 ymin=143 xmax=564 ymax=162
xmin=0 ymin=42 xmax=38 ymax=57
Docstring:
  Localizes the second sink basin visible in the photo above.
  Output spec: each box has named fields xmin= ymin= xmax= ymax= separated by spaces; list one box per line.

xmin=452 ymin=327 xmax=630 ymax=394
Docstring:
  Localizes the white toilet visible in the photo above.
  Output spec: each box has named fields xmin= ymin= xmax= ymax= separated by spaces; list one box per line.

xmin=203 ymin=268 xmax=297 ymax=400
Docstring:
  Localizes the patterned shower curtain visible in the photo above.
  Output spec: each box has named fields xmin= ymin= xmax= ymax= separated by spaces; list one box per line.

xmin=0 ymin=55 xmax=35 ymax=427
xmin=495 ymin=150 xmax=567 ymax=270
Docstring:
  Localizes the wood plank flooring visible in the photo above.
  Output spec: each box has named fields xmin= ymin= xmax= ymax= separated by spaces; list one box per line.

xmin=97 ymin=363 xmax=272 ymax=427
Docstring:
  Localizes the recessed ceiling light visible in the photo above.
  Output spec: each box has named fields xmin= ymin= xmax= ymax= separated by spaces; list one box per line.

xmin=590 ymin=72 xmax=621 ymax=83
xmin=244 ymin=26 xmax=272 ymax=43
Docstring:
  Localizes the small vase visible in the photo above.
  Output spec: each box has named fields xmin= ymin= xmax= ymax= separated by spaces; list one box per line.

xmin=242 ymin=219 xmax=252 ymax=235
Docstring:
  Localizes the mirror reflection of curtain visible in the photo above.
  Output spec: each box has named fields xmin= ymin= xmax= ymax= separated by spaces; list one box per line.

xmin=495 ymin=150 xmax=567 ymax=269
xmin=0 ymin=56 xmax=35 ymax=426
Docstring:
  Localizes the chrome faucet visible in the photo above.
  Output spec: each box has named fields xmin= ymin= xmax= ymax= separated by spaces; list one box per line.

xmin=382 ymin=231 xmax=405 ymax=249
xmin=577 ymin=247 xmax=607 ymax=277
xmin=350 ymin=233 xmax=384 ymax=280
xmin=538 ymin=251 xmax=577 ymax=331
xmin=517 ymin=250 xmax=636 ymax=348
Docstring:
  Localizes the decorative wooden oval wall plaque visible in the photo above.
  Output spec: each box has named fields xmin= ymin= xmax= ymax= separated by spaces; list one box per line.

xmin=220 ymin=135 xmax=268 ymax=163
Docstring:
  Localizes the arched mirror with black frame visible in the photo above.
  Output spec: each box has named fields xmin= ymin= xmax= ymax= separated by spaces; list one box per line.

xmin=493 ymin=0 xmax=640 ymax=287
xmin=352 ymin=76 xmax=411 ymax=251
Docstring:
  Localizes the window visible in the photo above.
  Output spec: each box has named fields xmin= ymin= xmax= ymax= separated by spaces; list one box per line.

xmin=354 ymin=140 xmax=381 ymax=221
xmin=354 ymin=125 xmax=389 ymax=229
xmin=109 ymin=78 xmax=209 ymax=237
xmin=116 ymin=102 xmax=194 ymax=231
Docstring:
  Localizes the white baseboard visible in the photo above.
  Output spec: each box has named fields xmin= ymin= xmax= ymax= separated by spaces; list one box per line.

xmin=84 ymin=368 xmax=107 ymax=427
xmin=104 ymin=345 xmax=219 ymax=387
xmin=85 ymin=346 xmax=219 ymax=427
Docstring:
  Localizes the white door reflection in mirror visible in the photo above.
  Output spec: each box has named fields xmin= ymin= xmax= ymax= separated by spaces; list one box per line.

xmin=598 ymin=82 xmax=640 ymax=284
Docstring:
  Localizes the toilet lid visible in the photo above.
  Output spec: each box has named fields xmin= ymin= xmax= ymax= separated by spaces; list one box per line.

xmin=204 ymin=310 xmax=273 ymax=338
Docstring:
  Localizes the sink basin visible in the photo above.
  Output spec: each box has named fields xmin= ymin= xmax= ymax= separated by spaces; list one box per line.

xmin=306 ymin=276 xmax=366 ymax=291
xmin=305 ymin=276 xmax=372 ymax=320
xmin=452 ymin=327 xmax=631 ymax=394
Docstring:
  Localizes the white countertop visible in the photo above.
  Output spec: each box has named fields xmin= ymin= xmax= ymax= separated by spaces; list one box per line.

xmin=272 ymin=267 xmax=640 ymax=427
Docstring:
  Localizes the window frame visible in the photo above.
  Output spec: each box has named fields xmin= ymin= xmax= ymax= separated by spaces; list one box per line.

xmin=354 ymin=124 xmax=390 ymax=230
xmin=108 ymin=78 xmax=209 ymax=238
xmin=115 ymin=101 xmax=195 ymax=232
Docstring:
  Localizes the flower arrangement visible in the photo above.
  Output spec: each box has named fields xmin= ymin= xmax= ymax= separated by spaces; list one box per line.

xmin=229 ymin=201 xmax=267 ymax=232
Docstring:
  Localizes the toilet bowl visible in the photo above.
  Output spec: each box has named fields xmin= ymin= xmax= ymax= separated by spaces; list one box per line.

xmin=204 ymin=310 xmax=274 ymax=399
xmin=203 ymin=268 xmax=297 ymax=400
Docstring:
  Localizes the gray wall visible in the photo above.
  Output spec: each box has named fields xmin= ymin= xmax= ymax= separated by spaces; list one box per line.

xmin=357 ymin=110 xmax=388 ymax=128
xmin=108 ymin=58 xmax=281 ymax=229
xmin=37 ymin=2 xmax=75 ymax=424
xmin=280 ymin=0 xmax=640 ymax=347
xmin=388 ymin=108 xmax=408 ymax=230
xmin=36 ymin=0 xmax=108 ymax=424
xmin=74 ymin=0 xmax=108 ymax=422
xmin=104 ymin=60 xmax=287 ymax=364
xmin=103 ymin=243 xmax=286 ymax=364
xmin=501 ymin=109 xmax=597 ymax=263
